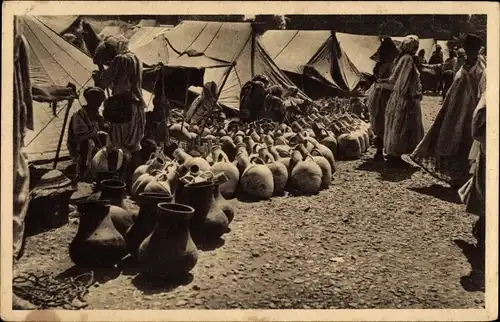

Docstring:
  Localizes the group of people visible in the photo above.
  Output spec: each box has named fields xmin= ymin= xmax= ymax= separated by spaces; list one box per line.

xmin=416 ymin=42 xmax=483 ymax=103
xmin=239 ymin=75 xmax=307 ymax=123
xmin=368 ymin=33 xmax=487 ymax=257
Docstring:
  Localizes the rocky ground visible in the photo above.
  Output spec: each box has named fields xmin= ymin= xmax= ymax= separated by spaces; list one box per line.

xmin=14 ymin=95 xmax=485 ymax=310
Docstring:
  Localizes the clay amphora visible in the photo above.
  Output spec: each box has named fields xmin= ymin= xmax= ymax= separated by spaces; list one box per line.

xmin=213 ymin=182 xmax=235 ymax=224
xmin=210 ymin=145 xmax=240 ymax=199
xmin=138 ymin=203 xmax=198 ymax=279
xmin=176 ymin=182 xmax=229 ymax=245
xmin=69 ymin=200 xmax=127 ymax=268
xmin=132 ymin=157 xmax=166 ymax=185
xmin=99 ymin=179 xmax=135 ymax=237
xmin=125 ymin=192 xmax=173 ymax=259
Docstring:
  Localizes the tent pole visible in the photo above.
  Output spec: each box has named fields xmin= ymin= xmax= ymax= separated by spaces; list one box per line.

xmin=250 ymin=32 xmax=255 ymax=77
xmin=216 ymin=63 xmax=235 ymax=101
xmin=53 ymin=98 xmax=74 ymax=169
xmin=199 ymin=63 xmax=235 ymax=137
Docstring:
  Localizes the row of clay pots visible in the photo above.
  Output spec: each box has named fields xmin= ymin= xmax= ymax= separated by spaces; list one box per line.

xmin=69 ymin=178 xmax=233 ymax=279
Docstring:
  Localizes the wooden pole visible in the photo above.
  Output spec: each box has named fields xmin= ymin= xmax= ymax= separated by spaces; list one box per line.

xmin=53 ymin=99 xmax=74 ymax=169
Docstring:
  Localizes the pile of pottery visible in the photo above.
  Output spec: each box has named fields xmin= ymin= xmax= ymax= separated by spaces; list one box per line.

xmin=69 ymin=155 xmax=233 ymax=280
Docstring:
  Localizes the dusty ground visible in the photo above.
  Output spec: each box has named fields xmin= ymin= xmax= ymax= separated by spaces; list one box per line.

xmin=15 ymin=95 xmax=485 ymax=309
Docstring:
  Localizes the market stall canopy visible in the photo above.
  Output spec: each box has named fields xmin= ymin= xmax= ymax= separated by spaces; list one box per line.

xmin=18 ymin=15 xmax=152 ymax=162
xmin=133 ymin=20 xmax=310 ymax=110
xmin=335 ymin=32 xmax=381 ymax=76
xmin=261 ymin=30 xmax=362 ymax=92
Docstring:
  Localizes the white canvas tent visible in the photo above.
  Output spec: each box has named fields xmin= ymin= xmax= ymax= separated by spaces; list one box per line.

xmin=335 ymin=32 xmax=381 ymax=76
xmin=128 ymin=25 xmax=173 ymax=52
xmin=132 ymin=20 xmax=310 ymax=110
xmin=19 ymin=15 xmax=152 ymax=162
xmin=261 ymin=30 xmax=363 ymax=93
xmin=392 ymin=37 xmax=437 ymax=62
xmin=36 ymin=15 xmax=80 ymax=35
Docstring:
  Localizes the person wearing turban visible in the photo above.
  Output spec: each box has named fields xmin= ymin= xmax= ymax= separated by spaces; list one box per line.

xmin=382 ymin=35 xmax=424 ymax=167
xmin=67 ymin=87 xmax=109 ymax=180
xmin=428 ymin=44 xmax=445 ymax=94
xmin=367 ymin=36 xmax=399 ymax=160
xmin=454 ymin=48 xmax=466 ymax=75
xmin=92 ymin=35 xmax=147 ymax=184
xmin=411 ymin=34 xmax=486 ymax=187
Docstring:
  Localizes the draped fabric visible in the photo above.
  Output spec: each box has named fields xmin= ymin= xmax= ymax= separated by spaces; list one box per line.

xmin=185 ymin=84 xmax=219 ymax=125
xmin=13 ymin=30 xmax=34 ymax=260
xmin=239 ymin=81 xmax=268 ymax=121
xmin=263 ymin=94 xmax=286 ymax=122
xmin=95 ymin=42 xmax=146 ymax=152
xmin=458 ymin=70 xmax=487 ymax=216
xmin=410 ymin=58 xmax=486 ymax=186
xmin=367 ymin=61 xmax=395 ymax=139
xmin=383 ymin=53 xmax=424 ymax=157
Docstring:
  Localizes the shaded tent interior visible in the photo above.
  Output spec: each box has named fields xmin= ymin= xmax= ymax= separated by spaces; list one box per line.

xmin=18 ymin=15 xmax=153 ymax=163
xmin=134 ymin=20 xmax=312 ymax=113
xmin=260 ymin=30 xmax=364 ymax=99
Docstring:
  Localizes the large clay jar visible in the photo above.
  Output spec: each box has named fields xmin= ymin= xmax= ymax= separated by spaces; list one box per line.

xmin=237 ymin=144 xmax=274 ymax=200
xmin=176 ymin=182 xmax=229 ymax=246
xmin=138 ymin=203 xmax=198 ymax=279
xmin=210 ymin=145 xmax=240 ymax=199
xmin=99 ymin=179 xmax=135 ymax=237
xmin=125 ymin=192 xmax=173 ymax=259
xmin=173 ymin=148 xmax=210 ymax=172
xmin=220 ymin=136 xmax=237 ymax=162
xmin=258 ymin=147 xmax=288 ymax=196
xmin=143 ymin=163 xmax=179 ymax=197
xmin=213 ymin=181 xmax=235 ymax=224
xmin=131 ymin=169 xmax=163 ymax=199
xmin=132 ymin=156 xmax=166 ymax=186
xmin=310 ymin=148 xmax=333 ymax=189
xmin=70 ymin=200 xmax=127 ymax=268
xmin=289 ymin=145 xmax=323 ymax=195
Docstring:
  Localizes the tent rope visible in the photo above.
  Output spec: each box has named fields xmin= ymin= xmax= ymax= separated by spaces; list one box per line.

xmin=25 ymin=75 xmax=94 ymax=148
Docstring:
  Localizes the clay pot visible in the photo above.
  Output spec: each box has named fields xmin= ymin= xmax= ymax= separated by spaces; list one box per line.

xmin=258 ymin=148 xmax=288 ymax=196
xmin=213 ymin=182 xmax=235 ymax=224
xmin=237 ymin=145 xmax=274 ymax=200
xmin=289 ymin=145 xmax=322 ymax=195
xmin=310 ymin=148 xmax=333 ymax=189
xmin=131 ymin=169 xmax=163 ymax=199
xmin=132 ymin=157 xmax=166 ymax=185
xmin=143 ymin=164 xmax=178 ymax=196
xmin=210 ymin=145 xmax=240 ymax=199
xmin=138 ymin=203 xmax=198 ymax=279
xmin=220 ymin=136 xmax=237 ymax=161
xmin=69 ymin=200 xmax=127 ymax=267
xmin=125 ymin=192 xmax=173 ymax=259
xmin=173 ymin=148 xmax=211 ymax=172
xmin=99 ymin=179 xmax=135 ymax=237
xmin=176 ymin=181 xmax=229 ymax=245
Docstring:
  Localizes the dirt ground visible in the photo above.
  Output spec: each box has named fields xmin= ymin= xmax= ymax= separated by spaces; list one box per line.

xmin=15 ymin=95 xmax=485 ymax=310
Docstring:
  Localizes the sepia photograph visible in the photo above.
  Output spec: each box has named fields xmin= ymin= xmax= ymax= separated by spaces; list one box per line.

xmin=1 ymin=1 xmax=498 ymax=321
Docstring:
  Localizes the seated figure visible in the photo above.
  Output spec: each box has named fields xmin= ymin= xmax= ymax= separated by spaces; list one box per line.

xmin=67 ymin=87 xmax=109 ymax=180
